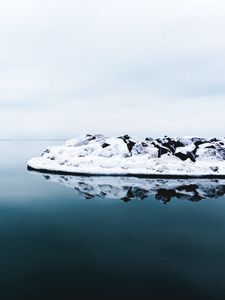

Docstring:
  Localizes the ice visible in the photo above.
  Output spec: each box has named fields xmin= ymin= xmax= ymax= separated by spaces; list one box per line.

xmin=27 ymin=134 xmax=225 ymax=177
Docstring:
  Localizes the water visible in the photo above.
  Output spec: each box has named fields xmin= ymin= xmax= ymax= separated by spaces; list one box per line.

xmin=1 ymin=141 xmax=225 ymax=299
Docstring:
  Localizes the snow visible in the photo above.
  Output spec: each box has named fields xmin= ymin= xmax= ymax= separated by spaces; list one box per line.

xmin=27 ymin=134 xmax=225 ymax=177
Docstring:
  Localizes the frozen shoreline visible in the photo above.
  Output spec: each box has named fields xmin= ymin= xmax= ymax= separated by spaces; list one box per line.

xmin=27 ymin=134 xmax=225 ymax=178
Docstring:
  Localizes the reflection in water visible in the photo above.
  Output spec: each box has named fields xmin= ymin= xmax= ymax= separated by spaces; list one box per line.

xmin=30 ymin=172 xmax=225 ymax=203
xmin=3 ymin=142 xmax=225 ymax=300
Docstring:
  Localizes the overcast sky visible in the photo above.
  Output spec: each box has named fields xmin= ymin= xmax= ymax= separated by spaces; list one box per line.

xmin=0 ymin=0 xmax=225 ymax=139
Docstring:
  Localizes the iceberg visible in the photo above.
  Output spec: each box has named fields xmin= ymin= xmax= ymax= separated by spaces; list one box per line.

xmin=27 ymin=134 xmax=225 ymax=177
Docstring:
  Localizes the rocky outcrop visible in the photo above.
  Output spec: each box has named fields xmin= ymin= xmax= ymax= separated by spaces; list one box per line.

xmin=27 ymin=134 xmax=225 ymax=177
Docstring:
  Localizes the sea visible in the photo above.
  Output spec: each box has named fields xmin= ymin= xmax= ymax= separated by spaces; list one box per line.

xmin=1 ymin=140 xmax=225 ymax=299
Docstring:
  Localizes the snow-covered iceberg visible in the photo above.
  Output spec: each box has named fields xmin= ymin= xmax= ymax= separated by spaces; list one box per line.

xmin=29 ymin=172 xmax=225 ymax=203
xmin=27 ymin=134 xmax=225 ymax=177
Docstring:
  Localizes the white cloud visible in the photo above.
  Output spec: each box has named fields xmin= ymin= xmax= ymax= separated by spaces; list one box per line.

xmin=0 ymin=0 xmax=225 ymax=138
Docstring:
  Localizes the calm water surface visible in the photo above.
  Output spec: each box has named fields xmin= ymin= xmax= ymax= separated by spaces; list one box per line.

xmin=1 ymin=141 xmax=225 ymax=299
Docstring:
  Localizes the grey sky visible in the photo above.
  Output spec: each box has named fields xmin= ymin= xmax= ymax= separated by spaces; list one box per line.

xmin=0 ymin=0 xmax=225 ymax=138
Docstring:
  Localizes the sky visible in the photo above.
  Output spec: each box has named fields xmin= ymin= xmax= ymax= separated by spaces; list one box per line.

xmin=0 ymin=0 xmax=225 ymax=139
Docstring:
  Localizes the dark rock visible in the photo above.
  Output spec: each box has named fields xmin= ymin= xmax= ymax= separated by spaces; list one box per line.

xmin=176 ymin=184 xmax=198 ymax=193
xmin=177 ymin=185 xmax=202 ymax=201
xmin=210 ymin=138 xmax=220 ymax=143
xmin=152 ymin=142 xmax=171 ymax=158
xmin=156 ymin=188 xmax=176 ymax=203
xmin=41 ymin=148 xmax=50 ymax=156
xmin=132 ymin=188 xmax=148 ymax=200
xmin=187 ymin=151 xmax=196 ymax=162
xmin=158 ymin=137 xmax=176 ymax=154
xmin=122 ymin=187 xmax=134 ymax=202
xmin=145 ymin=137 xmax=154 ymax=142
xmin=191 ymin=137 xmax=207 ymax=147
xmin=102 ymin=143 xmax=110 ymax=148
xmin=192 ymin=146 xmax=198 ymax=156
xmin=175 ymin=151 xmax=196 ymax=162
xmin=126 ymin=140 xmax=136 ymax=152
xmin=119 ymin=135 xmax=136 ymax=153
xmin=194 ymin=140 xmax=207 ymax=147
xmin=210 ymin=166 xmax=219 ymax=172
xmin=175 ymin=152 xmax=188 ymax=161
xmin=174 ymin=140 xmax=185 ymax=148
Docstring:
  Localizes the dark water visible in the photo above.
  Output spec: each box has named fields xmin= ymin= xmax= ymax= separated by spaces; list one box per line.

xmin=1 ymin=141 xmax=225 ymax=299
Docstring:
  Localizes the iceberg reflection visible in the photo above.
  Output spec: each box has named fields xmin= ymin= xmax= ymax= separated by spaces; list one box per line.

xmin=30 ymin=172 xmax=225 ymax=203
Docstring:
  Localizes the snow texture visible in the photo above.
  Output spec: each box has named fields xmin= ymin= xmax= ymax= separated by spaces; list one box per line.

xmin=27 ymin=134 xmax=225 ymax=177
